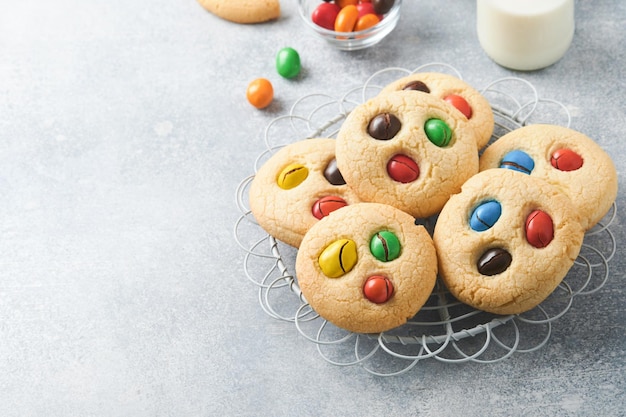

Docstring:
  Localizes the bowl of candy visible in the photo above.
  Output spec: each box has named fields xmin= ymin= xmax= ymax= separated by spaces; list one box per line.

xmin=298 ymin=0 xmax=402 ymax=51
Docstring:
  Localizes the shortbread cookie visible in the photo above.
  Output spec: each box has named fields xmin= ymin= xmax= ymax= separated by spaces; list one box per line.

xmin=249 ymin=138 xmax=361 ymax=248
xmin=296 ymin=202 xmax=437 ymax=334
xmin=380 ymin=72 xmax=495 ymax=150
xmin=335 ymin=90 xmax=479 ymax=219
xmin=433 ymin=169 xmax=584 ymax=315
xmin=479 ymin=124 xmax=618 ymax=230
xmin=198 ymin=0 xmax=280 ymax=24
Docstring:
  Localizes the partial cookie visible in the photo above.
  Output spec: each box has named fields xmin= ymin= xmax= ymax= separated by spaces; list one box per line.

xmin=335 ymin=90 xmax=479 ymax=219
xmin=296 ymin=202 xmax=437 ymax=334
xmin=479 ymin=124 xmax=618 ymax=230
xmin=198 ymin=0 xmax=280 ymax=24
xmin=433 ymin=169 xmax=584 ymax=315
xmin=249 ymin=138 xmax=361 ymax=248
xmin=380 ymin=72 xmax=494 ymax=150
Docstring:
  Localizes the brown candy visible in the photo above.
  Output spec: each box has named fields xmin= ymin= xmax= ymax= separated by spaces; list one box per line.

xmin=372 ymin=0 xmax=395 ymax=15
xmin=402 ymin=80 xmax=430 ymax=93
xmin=477 ymin=248 xmax=512 ymax=276
xmin=323 ymin=158 xmax=346 ymax=185
xmin=367 ymin=113 xmax=401 ymax=140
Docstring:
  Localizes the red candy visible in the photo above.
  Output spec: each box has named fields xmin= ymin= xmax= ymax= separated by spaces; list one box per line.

xmin=550 ymin=148 xmax=583 ymax=171
xmin=444 ymin=94 xmax=473 ymax=119
xmin=311 ymin=195 xmax=348 ymax=219
xmin=387 ymin=154 xmax=420 ymax=183
xmin=525 ymin=210 xmax=554 ymax=248
xmin=356 ymin=3 xmax=381 ymax=19
xmin=363 ymin=275 xmax=394 ymax=304
xmin=312 ymin=3 xmax=341 ymax=30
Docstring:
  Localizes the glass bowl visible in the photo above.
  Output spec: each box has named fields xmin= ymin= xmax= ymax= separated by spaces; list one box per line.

xmin=298 ymin=0 xmax=402 ymax=51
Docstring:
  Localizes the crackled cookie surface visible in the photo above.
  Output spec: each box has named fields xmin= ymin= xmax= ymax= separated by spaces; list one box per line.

xmin=335 ymin=90 xmax=479 ymax=219
xmin=433 ymin=169 xmax=584 ymax=315
xmin=296 ymin=203 xmax=437 ymax=334
xmin=380 ymin=72 xmax=495 ymax=150
xmin=479 ymin=124 xmax=618 ymax=230
xmin=249 ymin=138 xmax=361 ymax=248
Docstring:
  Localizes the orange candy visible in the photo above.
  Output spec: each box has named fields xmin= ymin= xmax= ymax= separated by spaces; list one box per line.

xmin=334 ymin=5 xmax=359 ymax=32
xmin=354 ymin=13 xmax=380 ymax=31
xmin=246 ymin=78 xmax=273 ymax=109
xmin=336 ymin=0 xmax=358 ymax=7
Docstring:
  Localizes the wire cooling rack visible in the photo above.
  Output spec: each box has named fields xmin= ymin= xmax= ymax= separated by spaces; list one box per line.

xmin=234 ymin=64 xmax=617 ymax=376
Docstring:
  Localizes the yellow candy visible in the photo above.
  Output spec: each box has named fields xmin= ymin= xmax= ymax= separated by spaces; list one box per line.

xmin=318 ymin=239 xmax=358 ymax=278
xmin=277 ymin=163 xmax=308 ymax=190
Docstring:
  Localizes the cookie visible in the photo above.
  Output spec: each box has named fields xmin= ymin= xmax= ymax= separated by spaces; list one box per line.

xmin=380 ymin=72 xmax=495 ymax=150
xmin=479 ymin=124 xmax=618 ymax=230
xmin=433 ymin=169 xmax=584 ymax=315
xmin=295 ymin=202 xmax=438 ymax=334
xmin=197 ymin=0 xmax=280 ymax=24
xmin=335 ymin=90 xmax=479 ymax=219
xmin=249 ymin=138 xmax=361 ymax=248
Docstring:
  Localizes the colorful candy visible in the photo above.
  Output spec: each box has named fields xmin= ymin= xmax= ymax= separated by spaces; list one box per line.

xmin=477 ymin=248 xmax=512 ymax=276
xmin=334 ymin=5 xmax=359 ymax=32
xmin=356 ymin=2 xmax=377 ymax=17
xmin=525 ymin=210 xmax=554 ymax=248
xmin=318 ymin=238 xmax=358 ymax=278
xmin=387 ymin=154 xmax=420 ymax=183
xmin=370 ymin=231 xmax=401 ymax=262
xmin=246 ymin=78 xmax=274 ymax=109
xmin=402 ymin=80 xmax=430 ymax=93
xmin=550 ymin=148 xmax=583 ymax=171
xmin=372 ymin=0 xmax=395 ymax=14
xmin=310 ymin=0 xmax=394 ymax=33
xmin=311 ymin=196 xmax=348 ymax=219
xmin=311 ymin=3 xmax=340 ymax=31
xmin=323 ymin=158 xmax=347 ymax=185
xmin=469 ymin=200 xmax=502 ymax=232
xmin=354 ymin=13 xmax=380 ymax=31
xmin=363 ymin=275 xmax=394 ymax=304
xmin=277 ymin=163 xmax=308 ymax=189
xmin=424 ymin=118 xmax=452 ymax=147
xmin=500 ymin=150 xmax=534 ymax=174
xmin=444 ymin=94 xmax=473 ymax=119
xmin=368 ymin=113 xmax=401 ymax=140
xmin=336 ymin=0 xmax=358 ymax=7
xmin=276 ymin=47 xmax=301 ymax=79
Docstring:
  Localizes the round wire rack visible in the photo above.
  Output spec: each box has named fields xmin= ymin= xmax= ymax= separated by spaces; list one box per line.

xmin=234 ymin=64 xmax=617 ymax=376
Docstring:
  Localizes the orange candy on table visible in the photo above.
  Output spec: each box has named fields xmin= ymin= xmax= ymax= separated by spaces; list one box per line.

xmin=246 ymin=78 xmax=274 ymax=109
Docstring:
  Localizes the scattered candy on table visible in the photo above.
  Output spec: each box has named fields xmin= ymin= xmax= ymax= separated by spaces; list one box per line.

xmin=311 ymin=0 xmax=394 ymax=33
xmin=276 ymin=47 xmax=301 ymax=79
xmin=246 ymin=78 xmax=274 ymax=109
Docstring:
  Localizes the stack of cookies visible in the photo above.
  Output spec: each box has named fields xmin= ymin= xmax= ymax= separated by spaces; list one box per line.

xmin=248 ymin=72 xmax=618 ymax=334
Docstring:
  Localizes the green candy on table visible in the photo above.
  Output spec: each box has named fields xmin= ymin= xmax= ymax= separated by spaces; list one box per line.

xmin=276 ymin=47 xmax=301 ymax=79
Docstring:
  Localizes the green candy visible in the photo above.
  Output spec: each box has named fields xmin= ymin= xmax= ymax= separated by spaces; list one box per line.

xmin=276 ymin=47 xmax=301 ymax=79
xmin=370 ymin=231 xmax=401 ymax=262
xmin=424 ymin=118 xmax=453 ymax=147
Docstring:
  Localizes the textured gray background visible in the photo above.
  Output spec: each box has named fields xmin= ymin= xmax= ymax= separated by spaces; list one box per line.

xmin=0 ymin=0 xmax=624 ymax=416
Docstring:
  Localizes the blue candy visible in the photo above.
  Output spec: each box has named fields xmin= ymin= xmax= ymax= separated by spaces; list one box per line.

xmin=470 ymin=200 xmax=502 ymax=232
xmin=499 ymin=150 xmax=535 ymax=174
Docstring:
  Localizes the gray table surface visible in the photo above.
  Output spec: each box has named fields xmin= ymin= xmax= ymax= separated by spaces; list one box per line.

xmin=1 ymin=0 xmax=624 ymax=416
